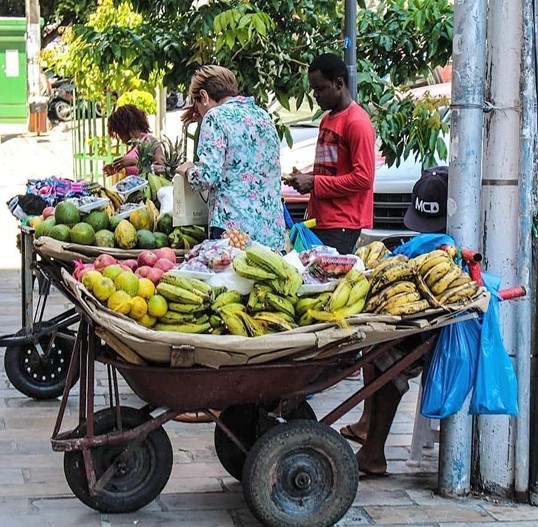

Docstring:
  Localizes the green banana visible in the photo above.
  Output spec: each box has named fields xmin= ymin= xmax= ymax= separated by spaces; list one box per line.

xmin=211 ymin=290 xmax=242 ymax=311
xmin=154 ymin=322 xmax=210 ymax=333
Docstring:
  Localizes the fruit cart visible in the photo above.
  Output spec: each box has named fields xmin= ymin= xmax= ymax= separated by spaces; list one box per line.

xmin=46 ymin=256 xmax=497 ymax=527
xmin=0 ymin=226 xmax=80 ymax=399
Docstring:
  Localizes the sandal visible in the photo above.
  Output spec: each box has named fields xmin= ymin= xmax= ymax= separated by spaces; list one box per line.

xmin=340 ymin=425 xmax=365 ymax=445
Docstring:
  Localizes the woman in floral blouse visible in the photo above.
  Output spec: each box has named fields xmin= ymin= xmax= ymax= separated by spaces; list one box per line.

xmin=177 ymin=65 xmax=285 ymax=251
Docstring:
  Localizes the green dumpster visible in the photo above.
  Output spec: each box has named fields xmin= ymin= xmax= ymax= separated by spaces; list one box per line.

xmin=0 ymin=18 xmax=27 ymax=124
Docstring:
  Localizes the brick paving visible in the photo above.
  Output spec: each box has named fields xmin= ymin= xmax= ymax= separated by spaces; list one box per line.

xmin=1 ymin=125 xmax=537 ymax=525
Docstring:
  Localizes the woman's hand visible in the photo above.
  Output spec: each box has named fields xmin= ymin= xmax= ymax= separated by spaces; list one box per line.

xmin=111 ymin=155 xmax=137 ymax=172
xmin=181 ymin=104 xmax=201 ymax=124
xmin=176 ymin=161 xmax=194 ymax=178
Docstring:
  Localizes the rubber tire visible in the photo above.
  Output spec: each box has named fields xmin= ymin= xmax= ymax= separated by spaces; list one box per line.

xmin=214 ymin=401 xmax=316 ymax=482
xmin=242 ymin=420 xmax=358 ymax=527
xmin=63 ymin=407 xmax=173 ymax=513
xmin=53 ymin=100 xmax=72 ymax=121
xmin=4 ymin=327 xmax=78 ymax=400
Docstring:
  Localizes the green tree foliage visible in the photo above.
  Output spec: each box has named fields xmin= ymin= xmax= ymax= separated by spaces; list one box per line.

xmin=44 ymin=0 xmax=453 ymax=168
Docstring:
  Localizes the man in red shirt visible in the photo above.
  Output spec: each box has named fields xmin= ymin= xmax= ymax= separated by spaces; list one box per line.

xmin=287 ymin=53 xmax=376 ymax=254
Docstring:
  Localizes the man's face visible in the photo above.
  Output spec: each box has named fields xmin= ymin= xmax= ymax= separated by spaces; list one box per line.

xmin=308 ymin=70 xmax=342 ymax=111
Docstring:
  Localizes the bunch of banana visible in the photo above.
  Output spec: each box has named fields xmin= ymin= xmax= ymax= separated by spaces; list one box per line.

xmin=355 ymin=241 xmax=390 ymax=269
xmin=148 ymin=173 xmax=173 ymax=203
xmin=305 ymin=269 xmax=371 ymax=324
xmin=157 ymin=272 xmax=211 ymax=307
xmin=168 ymin=225 xmax=207 ymax=250
xmin=295 ymin=292 xmax=332 ymax=326
xmin=368 ymin=257 xmax=416 ymax=296
xmin=101 ymin=186 xmax=124 ymax=212
xmin=411 ymin=250 xmax=478 ymax=306
xmin=232 ymin=247 xmax=303 ymax=297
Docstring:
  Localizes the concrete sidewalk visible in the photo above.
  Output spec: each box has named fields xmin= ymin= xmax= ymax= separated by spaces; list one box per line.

xmin=1 ymin=126 xmax=538 ymax=525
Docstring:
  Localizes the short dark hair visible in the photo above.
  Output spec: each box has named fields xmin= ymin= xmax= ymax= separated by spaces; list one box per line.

xmin=309 ymin=53 xmax=348 ymax=86
xmin=107 ymin=104 xmax=150 ymax=138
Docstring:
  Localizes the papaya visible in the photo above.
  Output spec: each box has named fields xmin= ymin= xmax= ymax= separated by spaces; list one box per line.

xmin=129 ymin=208 xmax=153 ymax=231
xmin=114 ymin=219 xmax=137 ymax=249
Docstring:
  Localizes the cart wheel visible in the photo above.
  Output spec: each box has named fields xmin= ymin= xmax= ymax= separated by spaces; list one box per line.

xmin=214 ymin=401 xmax=316 ymax=481
xmin=63 ymin=406 xmax=173 ymax=513
xmin=242 ymin=420 xmax=358 ymax=527
xmin=4 ymin=326 xmax=78 ymax=399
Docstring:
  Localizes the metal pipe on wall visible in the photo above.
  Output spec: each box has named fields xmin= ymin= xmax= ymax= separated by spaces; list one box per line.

xmin=515 ymin=0 xmax=535 ymax=503
xmin=477 ymin=0 xmax=522 ymax=497
xmin=438 ymin=0 xmax=487 ymax=497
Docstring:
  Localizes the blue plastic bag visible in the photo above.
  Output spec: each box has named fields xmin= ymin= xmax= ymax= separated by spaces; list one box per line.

xmin=289 ymin=221 xmax=324 ymax=252
xmin=392 ymin=233 xmax=456 ymax=258
xmin=421 ymin=316 xmax=480 ymax=419
xmin=469 ymin=274 xmax=519 ymax=416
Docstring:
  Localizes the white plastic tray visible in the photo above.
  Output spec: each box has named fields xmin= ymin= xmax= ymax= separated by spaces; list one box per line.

xmin=171 ymin=268 xmax=215 ymax=281
xmin=67 ymin=197 xmax=110 ymax=213
xmin=297 ymin=281 xmax=338 ymax=296
xmin=112 ymin=203 xmax=146 ymax=221
xmin=111 ymin=176 xmax=148 ymax=199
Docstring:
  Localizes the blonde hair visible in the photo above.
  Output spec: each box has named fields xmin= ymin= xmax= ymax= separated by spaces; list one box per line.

xmin=189 ymin=65 xmax=239 ymax=103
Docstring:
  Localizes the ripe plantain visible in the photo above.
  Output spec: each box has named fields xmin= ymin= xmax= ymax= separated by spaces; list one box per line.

xmin=370 ymin=262 xmax=416 ymax=295
xmin=376 ymin=291 xmax=422 ymax=314
xmin=365 ymin=280 xmax=417 ymax=313
xmin=423 ymin=260 xmax=453 ymax=289
xmin=384 ymin=299 xmax=430 ymax=316
xmin=437 ymin=281 xmax=478 ymax=305
xmin=429 ymin=265 xmax=462 ymax=296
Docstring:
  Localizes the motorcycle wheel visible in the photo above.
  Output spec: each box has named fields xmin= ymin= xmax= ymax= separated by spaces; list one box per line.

xmin=53 ymin=100 xmax=72 ymax=122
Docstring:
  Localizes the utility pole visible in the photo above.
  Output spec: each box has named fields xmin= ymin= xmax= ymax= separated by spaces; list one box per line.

xmin=344 ymin=0 xmax=357 ymax=101
xmin=477 ymin=0 xmax=522 ymax=497
xmin=438 ymin=0 xmax=487 ymax=497
xmin=25 ymin=0 xmax=46 ymax=133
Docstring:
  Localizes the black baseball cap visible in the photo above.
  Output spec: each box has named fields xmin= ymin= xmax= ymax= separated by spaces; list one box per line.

xmin=403 ymin=166 xmax=449 ymax=233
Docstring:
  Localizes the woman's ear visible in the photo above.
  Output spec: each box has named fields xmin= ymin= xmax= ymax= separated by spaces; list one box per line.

xmin=199 ymin=89 xmax=210 ymax=105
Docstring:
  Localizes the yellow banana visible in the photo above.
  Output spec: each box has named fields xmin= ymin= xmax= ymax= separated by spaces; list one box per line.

xmin=252 ymin=311 xmax=297 ymax=332
xmin=218 ymin=309 xmax=248 ymax=336
xmin=335 ymin=297 xmax=366 ymax=318
xmin=167 ymin=301 xmax=206 ymax=314
xmin=160 ymin=272 xmax=212 ymax=296
xmin=156 ymin=283 xmax=205 ymax=305
xmin=211 ymin=290 xmax=242 ymax=311
xmin=235 ymin=311 xmax=269 ymax=337
xmin=218 ymin=303 xmax=246 ymax=314
xmin=429 ymin=265 xmax=463 ymax=296
xmin=437 ymin=281 xmax=478 ymax=305
xmin=346 ymin=278 xmax=371 ymax=306
xmin=233 ymin=253 xmax=278 ymax=280
xmin=383 ymin=299 xmax=430 ymax=316
xmin=245 ymin=247 xmax=287 ymax=279
xmin=376 ymin=291 xmax=422 ymax=314
xmin=266 ymin=292 xmax=296 ymax=318
xmin=448 ymin=274 xmax=473 ymax=288
xmin=410 ymin=249 xmax=447 ymax=270
xmin=424 ymin=260 xmax=453 ymax=289
xmin=355 ymin=244 xmax=371 ymax=263
xmin=418 ymin=252 xmax=452 ymax=275
xmin=414 ymin=274 xmax=443 ymax=308
xmin=364 ymin=241 xmax=388 ymax=267
xmin=366 ymin=280 xmax=417 ymax=312
xmin=371 ymin=262 xmax=416 ymax=295
xmin=296 ymin=296 xmax=323 ymax=316
xmin=326 ymin=280 xmax=353 ymax=312
xmin=157 ymin=311 xmax=196 ymax=324
xmin=154 ymin=322 xmax=211 ymax=333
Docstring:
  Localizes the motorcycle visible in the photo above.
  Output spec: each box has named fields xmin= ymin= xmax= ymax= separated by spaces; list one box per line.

xmin=47 ymin=80 xmax=75 ymax=122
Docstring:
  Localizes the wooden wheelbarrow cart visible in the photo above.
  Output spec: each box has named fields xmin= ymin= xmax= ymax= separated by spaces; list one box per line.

xmin=48 ymin=267 xmax=500 ymax=527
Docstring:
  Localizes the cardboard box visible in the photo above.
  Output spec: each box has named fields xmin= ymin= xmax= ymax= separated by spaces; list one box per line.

xmin=172 ymin=174 xmax=209 ymax=226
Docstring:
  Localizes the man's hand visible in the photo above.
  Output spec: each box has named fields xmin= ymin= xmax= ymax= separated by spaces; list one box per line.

xmin=287 ymin=173 xmax=315 ymax=194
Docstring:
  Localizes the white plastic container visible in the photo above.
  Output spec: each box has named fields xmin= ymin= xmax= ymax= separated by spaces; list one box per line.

xmin=112 ymin=203 xmax=146 ymax=221
xmin=111 ymin=176 xmax=148 ymax=200
xmin=67 ymin=197 xmax=110 ymax=213
xmin=172 ymin=174 xmax=209 ymax=226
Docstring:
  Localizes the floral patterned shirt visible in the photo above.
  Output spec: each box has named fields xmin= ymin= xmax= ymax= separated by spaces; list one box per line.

xmin=187 ymin=96 xmax=285 ymax=250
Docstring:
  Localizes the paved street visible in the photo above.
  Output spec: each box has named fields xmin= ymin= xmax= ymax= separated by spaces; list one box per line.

xmin=1 ymin=123 xmax=537 ymax=526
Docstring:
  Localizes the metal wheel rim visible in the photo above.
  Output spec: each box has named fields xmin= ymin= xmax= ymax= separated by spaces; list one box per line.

xmin=93 ymin=442 xmax=157 ymax=496
xmin=18 ymin=336 xmax=70 ymax=385
xmin=271 ymin=447 xmax=335 ymax=515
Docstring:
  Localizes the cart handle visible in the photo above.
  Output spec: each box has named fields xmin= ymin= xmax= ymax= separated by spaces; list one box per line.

xmin=498 ymin=286 xmax=526 ymax=301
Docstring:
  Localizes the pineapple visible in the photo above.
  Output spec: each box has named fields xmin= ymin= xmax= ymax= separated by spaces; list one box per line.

xmin=161 ymin=134 xmax=185 ymax=180
xmin=136 ymin=138 xmax=158 ymax=177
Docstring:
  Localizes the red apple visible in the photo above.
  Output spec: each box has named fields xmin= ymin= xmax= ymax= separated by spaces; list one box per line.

xmin=122 ymin=259 xmax=138 ymax=271
xmin=94 ymin=253 xmax=118 ymax=271
xmin=137 ymin=250 xmax=158 ymax=268
xmin=154 ymin=258 xmax=175 ymax=272
xmin=135 ymin=265 xmax=152 ymax=278
xmin=42 ymin=206 xmax=55 ymax=219
xmin=154 ymin=247 xmax=177 ymax=264
xmin=145 ymin=267 xmax=164 ymax=285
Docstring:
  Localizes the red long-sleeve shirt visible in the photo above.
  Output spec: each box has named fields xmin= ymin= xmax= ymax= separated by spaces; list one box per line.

xmin=308 ymin=102 xmax=375 ymax=229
